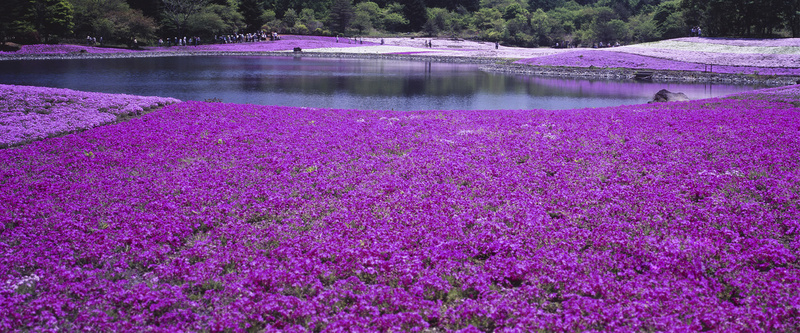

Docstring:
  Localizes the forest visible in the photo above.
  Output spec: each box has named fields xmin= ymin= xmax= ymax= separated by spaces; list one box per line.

xmin=1 ymin=0 xmax=798 ymax=48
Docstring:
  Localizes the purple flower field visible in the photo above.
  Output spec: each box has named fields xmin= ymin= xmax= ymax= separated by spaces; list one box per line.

xmin=672 ymin=37 xmax=800 ymax=47
xmin=150 ymin=35 xmax=377 ymax=52
xmin=0 ymin=44 xmax=137 ymax=54
xmin=611 ymin=48 xmax=800 ymax=69
xmin=0 ymin=36 xmax=375 ymax=56
xmin=1 ymin=84 xmax=799 ymax=331
xmin=515 ymin=49 xmax=800 ymax=76
xmin=0 ymin=85 xmax=179 ymax=148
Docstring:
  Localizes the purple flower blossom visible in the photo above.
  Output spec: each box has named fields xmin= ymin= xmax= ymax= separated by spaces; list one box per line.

xmin=672 ymin=37 xmax=800 ymax=47
xmin=515 ymin=49 xmax=800 ymax=75
xmin=0 ymin=44 xmax=138 ymax=54
xmin=1 ymin=84 xmax=799 ymax=331
xmin=0 ymin=84 xmax=179 ymax=147
xmin=0 ymin=36 xmax=377 ymax=56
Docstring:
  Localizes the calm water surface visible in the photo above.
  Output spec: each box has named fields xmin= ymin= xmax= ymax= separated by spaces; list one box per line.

xmin=0 ymin=56 xmax=765 ymax=111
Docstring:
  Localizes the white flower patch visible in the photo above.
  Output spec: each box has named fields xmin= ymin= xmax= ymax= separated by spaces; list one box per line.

xmin=294 ymin=45 xmax=438 ymax=54
xmin=457 ymin=129 xmax=482 ymax=135
xmin=698 ymin=170 xmax=745 ymax=177
xmin=5 ymin=274 xmax=40 ymax=294
xmin=625 ymin=40 xmax=800 ymax=55
xmin=539 ymin=122 xmax=555 ymax=130
xmin=356 ymin=118 xmax=366 ymax=123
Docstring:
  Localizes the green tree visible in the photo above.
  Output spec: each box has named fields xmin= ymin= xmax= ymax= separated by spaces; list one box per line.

xmin=239 ymin=0 xmax=266 ymax=32
xmin=502 ymin=2 xmax=527 ymax=20
xmin=423 ymin=7 xmax=450 ymax=35
xmin=784 ymin=0 xmax=800 ymax=37
xmin=72 ymin=0 xmax=157 ymax=44
xmin=351 ymin=8 xmax=373 ymax=33
xmin=653 ymin=0 xmax=686 ymax=38
xmin=383 ymin=3 xmax=410 ymax=32
xmin=260 ymin=9 xmax=281 ymax=32
xmin=126 ymin=0 xmax=161 ymax=18
xmin=328 ymin=0 xmax=354 ymax=33
xmin=628 ymin=12 xmax=659 ymax=42
xmin=18 ymin=0 xmax=74 ymax=42
xmin=113 ymin=8 xmax=158 ymax=41
xmin=473 ymin=7 xmax=503 ymax=31
xmin=528 ymin=0 xmax=564 ymax=11
xmin=282 ymin=8 xmax=297 ymax=27
xmin=581 ymin=6 xmax=621 ymax=42
xmin=529 ymin=8 xmax=552 ymax=46
xmin=447 ymin=7 xmax=471 ymax=32
xmin=187 ymin=3 xmax=244 ymax=35
xmin=0 ymin=0 xmax=19 ymax=42
xmin=505 ymin=13 xmax=528 ymax=35
xmin=161 ymin=0 xmax=208 ymax=36
xmin=547 ymin=2 xmax=580 ymax=36
xmin=352 ymin=1 xmax=381 ymax=32
xmin=298 ymin=8 xmax=323 ymax=32
xmin=426 ymin=0 xmax=478 ymax=11
xmin=402 ymin=0 xmax=427 ymax=31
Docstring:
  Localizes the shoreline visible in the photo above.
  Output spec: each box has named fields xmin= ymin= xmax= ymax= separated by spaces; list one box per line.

xmin=480 ymin=63 xmax=800 ymax=86
xmin=2 ymin=49 xmax=799 ymax=86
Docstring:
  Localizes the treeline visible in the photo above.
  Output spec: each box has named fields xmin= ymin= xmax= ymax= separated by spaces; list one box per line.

xmin=1 ymin=0 xmax=798 ymax=47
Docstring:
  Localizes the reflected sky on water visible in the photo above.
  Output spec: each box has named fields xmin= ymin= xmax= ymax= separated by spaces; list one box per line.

xmin=0 ymin=56 xmax=765 ymax=111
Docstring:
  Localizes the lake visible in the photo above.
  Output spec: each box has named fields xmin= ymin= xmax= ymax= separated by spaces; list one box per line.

xmin=0 ymin=56 xmax=765 ymax=111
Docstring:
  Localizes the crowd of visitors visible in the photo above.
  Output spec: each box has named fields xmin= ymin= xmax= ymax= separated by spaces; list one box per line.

xmin=152 ymin=31 xmax=280 ymax=48
xmin=156 ymin=36 xmax=203 ymax=47
xmin=213 ymin=31 xmax=281 ymax=44
xmin=85 ymin=36 xmax=103 ymax=46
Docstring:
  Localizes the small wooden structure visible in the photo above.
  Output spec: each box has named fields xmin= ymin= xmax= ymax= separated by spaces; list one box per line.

xmin=634 ymin=71 xmax=654 ymax=81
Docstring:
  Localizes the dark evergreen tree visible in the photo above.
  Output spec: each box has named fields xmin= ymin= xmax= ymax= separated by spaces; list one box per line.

xmin=784 ymin=0 xmax=800 ymax=37
xmin=328 ymin=0 xmax=354 ymax=33
xmin=402 ymin=0 xmax=427 ymax=31
xmin=749 ymin=0 xmax=789 ymax=36
xmin=680 ymin=0 xmax=786 ymax=37
xmin=240 ymin=0 xmax=266 ymax=31
xmin=653 ymin=0 xmax=685 ymax=38
xmin=0 ymin=0 xmax=24 ymax=42
xmin=162 ymin=0 xmax=208 ymax=36
xmin=425 ymin=0 xmax=478 ymax=12
xmin=529 ymin=0 xmax=564 ymax=11
xmin=18 ymin=0 xmax=74 ymax=42
xmin=126 ymin=0 xmax=162 ymax=18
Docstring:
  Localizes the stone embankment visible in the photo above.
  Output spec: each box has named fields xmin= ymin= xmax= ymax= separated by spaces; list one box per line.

xmin=481 ymin=63 xmax=800 ymax=86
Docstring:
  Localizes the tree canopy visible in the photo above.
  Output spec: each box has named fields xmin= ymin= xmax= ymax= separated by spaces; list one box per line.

xmin=1 ymin=0 xmax=797 ymax=46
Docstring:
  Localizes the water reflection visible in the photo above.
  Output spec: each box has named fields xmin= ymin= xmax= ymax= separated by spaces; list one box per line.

xmin=0 ymin=56 xmax=764 ymax=111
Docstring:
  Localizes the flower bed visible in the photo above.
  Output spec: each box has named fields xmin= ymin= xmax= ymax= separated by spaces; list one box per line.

xmin=156 ymin=35 xmax=378 ymax=52
xmin=612 ymin=47 xmax=800 ymax=69
xmin=0 ymin=84 xmax=179 ymax=148
xmin=1 ymin=85 xmax=798 ymax=331
xmin=612 ymin=38 xmax=800 ymax=68
xmin=515 ymin=49 xmax=800 ymax=75
xmin=672 ymin=37 xmax=800 ymax=48
xmin=0 ymin=36 xmax=377 ymax=55
xmin=0 ymin=44 xmax=138 ymax=54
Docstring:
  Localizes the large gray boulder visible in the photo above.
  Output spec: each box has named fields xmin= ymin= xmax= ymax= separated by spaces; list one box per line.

xmin=651 ymin=89 xmax=690 ymax=103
